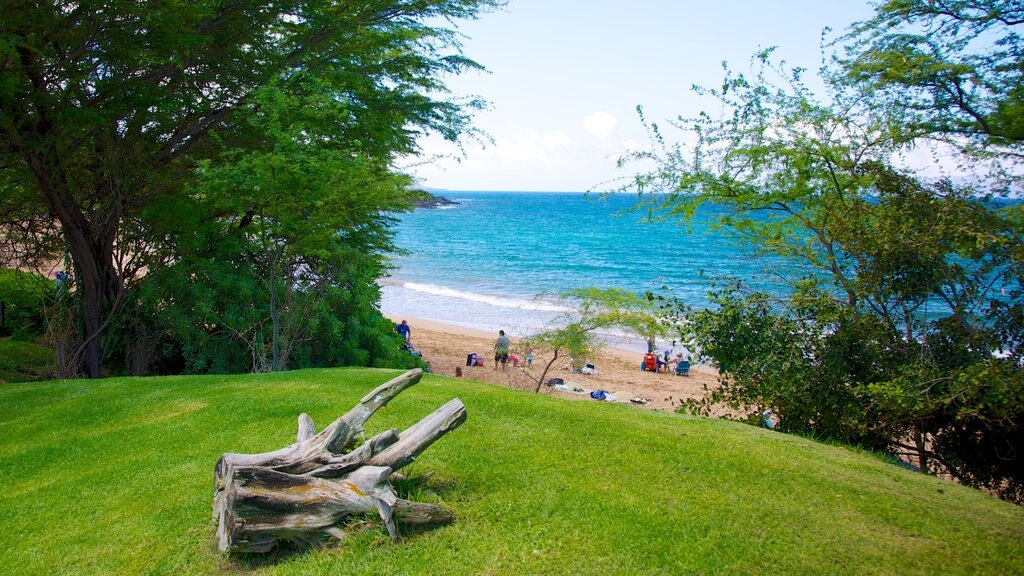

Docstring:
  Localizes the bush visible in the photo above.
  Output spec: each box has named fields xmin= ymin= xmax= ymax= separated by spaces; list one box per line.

xmin=105 ymin=260 xmax=425 ymax=376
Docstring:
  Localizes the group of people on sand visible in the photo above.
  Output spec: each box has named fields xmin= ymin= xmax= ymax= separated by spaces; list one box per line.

xmin=395 ymin=320 xmax=430 ymax=370
xmin=397 ymin=320 xmax=531 ymax=372
xmin=643 ymin=339 xmax=691 ymax=373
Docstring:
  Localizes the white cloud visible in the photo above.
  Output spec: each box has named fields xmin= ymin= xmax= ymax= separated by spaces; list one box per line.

xmin=541 ymin=131 xmax=572 ymax=149
xmin=408 ymin=118 xmax=646 ymax=190
xmin=582 ymin=111 xmax=618 ymax=141
xmin=407 ymin=124 xmax=584 ymax=190
xmin=474 ymin=125 xmax=572 ymax=165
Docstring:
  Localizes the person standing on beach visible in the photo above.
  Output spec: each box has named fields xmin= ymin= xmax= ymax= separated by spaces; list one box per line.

xmin=396 ymin=320 xmax=411 ymax=342
xmin=493 ymin=330 xmax=511 ymax=370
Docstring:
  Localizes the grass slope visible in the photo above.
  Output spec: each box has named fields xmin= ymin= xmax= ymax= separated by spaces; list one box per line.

xmin=0 ymin=339 xmax=54 ymax=383
xmin=0 ymin=368 xmax=1021 ymax=575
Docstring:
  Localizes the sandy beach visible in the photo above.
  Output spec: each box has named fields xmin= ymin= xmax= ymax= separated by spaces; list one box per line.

xmin=386 ymin=314 xmax=719 ymax=412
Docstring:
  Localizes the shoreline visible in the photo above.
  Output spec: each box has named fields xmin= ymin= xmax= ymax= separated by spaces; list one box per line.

xmin=379 ymin=282 xmax=676 ymax=357
xmin=383 ymin=312 xmax=642 ymax=365
xmin=383 ymin=312 xmax=718 ymax=412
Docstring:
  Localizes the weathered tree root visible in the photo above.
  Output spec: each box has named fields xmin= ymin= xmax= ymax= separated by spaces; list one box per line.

xmin=213 ymin=369 xmax=464 ymax=553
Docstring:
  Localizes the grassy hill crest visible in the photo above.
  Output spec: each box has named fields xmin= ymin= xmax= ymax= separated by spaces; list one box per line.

xmin=1 ymin=368 xmax=1021 ymax=575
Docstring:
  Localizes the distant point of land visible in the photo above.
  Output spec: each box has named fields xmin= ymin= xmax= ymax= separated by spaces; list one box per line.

xmin=414 ymin=194 xmax=460 ymax=209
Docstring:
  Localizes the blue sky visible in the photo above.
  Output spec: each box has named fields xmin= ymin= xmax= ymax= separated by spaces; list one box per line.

xmin=409 ymin=0 xmax=877 ymax=192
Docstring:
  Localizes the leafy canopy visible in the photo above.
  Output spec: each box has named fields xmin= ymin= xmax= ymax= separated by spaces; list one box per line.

xmin=619 ymin=1 xmax=1024 ymax=502
xmin=0 ymin=0 xmax=502 ymax=376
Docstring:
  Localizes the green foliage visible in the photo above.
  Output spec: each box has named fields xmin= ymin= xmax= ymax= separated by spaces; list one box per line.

xmin=521 ymin=287 xmax=662 ymax=391
xmin=0 ymin=0 xmax=503 ymax=376
xmin=0 ymin=268 xmax=49 ymax=340
xmin=842 ymin=0 xmax=1024 ymax=174
xmin=105 ymin=81 xmax=428 ymax=375
xmin=622 ymin=29 xmax=1024 ymax=500
xmin=113 ymin=241 xmax=422 ymax=375
xmin=1 ymin=369 xmax=1023 ymax=574
xmin=0 ymin=339 xmax=54 ymax=382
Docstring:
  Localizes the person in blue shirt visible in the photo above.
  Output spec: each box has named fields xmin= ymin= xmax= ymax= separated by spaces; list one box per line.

xmin=396 ymin=320 xmax=411 ymax=342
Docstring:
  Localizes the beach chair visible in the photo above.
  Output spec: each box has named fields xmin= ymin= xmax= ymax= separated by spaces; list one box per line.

xmin=675 ymin=360 xmax=690 ymax=376
xmin=642 ymin=353 xmax=658 ymax=372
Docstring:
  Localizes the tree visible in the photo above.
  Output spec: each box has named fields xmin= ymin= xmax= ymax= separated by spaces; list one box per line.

xmin=620 ymin=45 xmax=1024 ymax=501
xmin=520 ymin=287 xmax=664 ymax=393
xmin=109 ymin=83 xmax=431 ymax=374
xmin=0 ymin=0 xmax=500 ymax=377
xmin=841 ymin=0 xmax=1024 ymax=184
xmin=178 ymin=84 xmax=417 ymax=373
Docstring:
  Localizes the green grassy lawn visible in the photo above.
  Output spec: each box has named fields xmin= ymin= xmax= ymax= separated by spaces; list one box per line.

xmin=1 ymin=368 xmax=1021 ymax=575
xmin=0 ymin=339 xmax=54 ymax=383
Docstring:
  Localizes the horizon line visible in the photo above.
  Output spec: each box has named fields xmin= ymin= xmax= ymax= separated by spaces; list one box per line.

xmin=422 ymin=188 xmax=628 ymax=194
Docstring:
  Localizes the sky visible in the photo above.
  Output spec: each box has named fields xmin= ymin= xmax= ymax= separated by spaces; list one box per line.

xmin=407 ymin=0 xmax=878 ymax=192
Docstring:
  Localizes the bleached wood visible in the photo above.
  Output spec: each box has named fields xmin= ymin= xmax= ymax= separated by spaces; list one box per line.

xmin=212 ymin=369 xmax=462 ymax=554
xmin=327 ymin=368 xmax=424 ymax=453
xmin=306 ymin=429 xmax=399 ymax=479
xmin=393 ymin=499 xmax=454 ymax=525
xmin=216 ymin=465 xmax=395 ymax=553
xmin=215 ymin=369 xmax=423 ymax=477
xmin=368 ymin=398 xmax=466 ymax=471
xmin=297 ymin=413 xmax=315 ymax=442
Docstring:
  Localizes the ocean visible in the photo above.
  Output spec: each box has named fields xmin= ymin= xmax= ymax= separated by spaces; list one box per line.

xmin=379 ymin=191 xmax=776 ymax=349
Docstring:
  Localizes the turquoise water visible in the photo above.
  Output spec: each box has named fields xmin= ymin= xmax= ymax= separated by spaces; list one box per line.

xmin=380 ymin=191 xmax=778 ymax=343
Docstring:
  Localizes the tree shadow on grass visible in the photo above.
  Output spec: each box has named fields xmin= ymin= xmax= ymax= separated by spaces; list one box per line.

xmin=221 ymin=514 xmax=459 ymax=571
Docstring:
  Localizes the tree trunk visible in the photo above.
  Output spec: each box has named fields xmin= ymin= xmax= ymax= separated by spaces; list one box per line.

xmin=213 ymin=369 xmax=465 ymax=554
xmin=533 ymin=349 xmax=561 ymax=393
xmin=26 ymin=150 xmax=122 ymax=378
xmin=67 ymin=232 xmax=122 ymax=379
xmin=915 ymin=430 xmax=929 ymax=473
xmin=77 ymin=266 xmax=106 ymax=379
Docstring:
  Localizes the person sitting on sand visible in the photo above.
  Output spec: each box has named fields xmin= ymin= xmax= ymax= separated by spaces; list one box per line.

xmin=493 ymin=330 xmax=511 ymax=370
xmin=509 ymin=353 xmax=524 ymax=368
xmin=656 ymin=351 xmax=670 ymax=372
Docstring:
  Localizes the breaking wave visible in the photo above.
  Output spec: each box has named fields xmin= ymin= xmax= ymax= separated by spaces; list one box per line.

xmin=400 ymin=282 xmax=570 ymax=313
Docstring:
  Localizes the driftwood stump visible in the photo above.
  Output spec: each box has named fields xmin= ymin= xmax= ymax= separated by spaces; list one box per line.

xmin=212 ymin=369 xmax=465 ymax=553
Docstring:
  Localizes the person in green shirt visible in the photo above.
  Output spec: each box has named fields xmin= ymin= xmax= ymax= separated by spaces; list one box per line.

xmin=493 ymin=329 xmax=511 ymax=371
